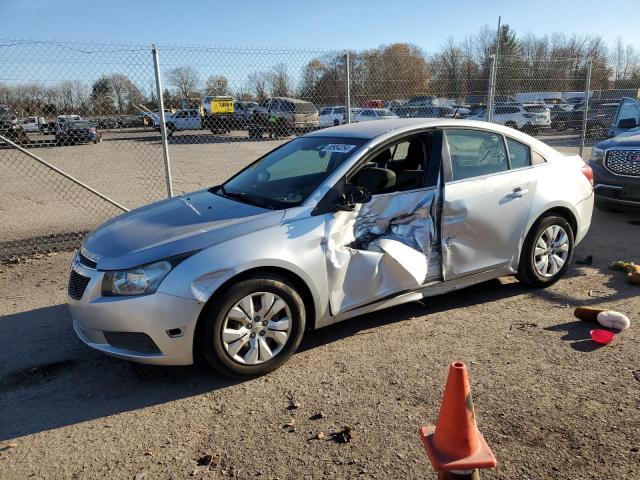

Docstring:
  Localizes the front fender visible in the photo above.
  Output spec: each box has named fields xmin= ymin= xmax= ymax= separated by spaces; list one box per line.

xmin=157 ymin=217 xmax=330 ymax=326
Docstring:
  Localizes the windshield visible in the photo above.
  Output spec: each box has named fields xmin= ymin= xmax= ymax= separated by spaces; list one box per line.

xmin=378 ymin=109 xmax=395 ymax=116
xmin=70 ymin=121 xmax=93 ymax=128
xmin=216 ymin=136 xmax=366 ymax=209
xmin=524 ymin=106 xmax=546 ymax=113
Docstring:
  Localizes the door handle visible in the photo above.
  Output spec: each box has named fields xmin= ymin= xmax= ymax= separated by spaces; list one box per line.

xmin=507 ymin=187 xmax=528 ymax=199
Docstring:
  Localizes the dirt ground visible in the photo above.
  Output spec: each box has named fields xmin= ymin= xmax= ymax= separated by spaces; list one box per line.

xmin=0 ymin=206 xmax=639 ymax=479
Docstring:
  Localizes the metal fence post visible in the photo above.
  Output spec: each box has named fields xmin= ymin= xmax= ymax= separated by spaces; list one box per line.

xmin=487 ymin=54 xmax=496 ymax=123
xmin=344 ymin=51 xmax=351 ymax=124
xmin=579 ymin=60 xmax=593 ymax=159
xmin=151 ymin=44 xmax=174 ymax=198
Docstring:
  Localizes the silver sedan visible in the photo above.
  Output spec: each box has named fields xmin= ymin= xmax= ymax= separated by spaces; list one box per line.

xmin=67 ymin=119 xmax=594 ymax=377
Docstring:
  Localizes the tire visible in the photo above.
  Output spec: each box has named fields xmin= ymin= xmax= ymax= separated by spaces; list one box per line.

xmin=517 ymin=214 xmax=574 ymax=288
xmin=200 ymin=273 xmax=306 ymax=378
xmin=333 ymin=119 xmax=340 ymax=126
xmin=505 ymin=121 xmax=518 ymax=130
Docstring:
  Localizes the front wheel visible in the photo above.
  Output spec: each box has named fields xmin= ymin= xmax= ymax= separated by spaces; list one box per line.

xmin=201 ymin=274 xmax=306 ymax=378
xmin=517 ymin=214 xmax=574 ymax=288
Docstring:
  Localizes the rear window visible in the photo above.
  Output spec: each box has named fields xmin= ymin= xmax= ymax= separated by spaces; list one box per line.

xmin=294 ymin=102 xmax=316 ymax=114
xmin=70 ymin=121 xmax=93 ymax=128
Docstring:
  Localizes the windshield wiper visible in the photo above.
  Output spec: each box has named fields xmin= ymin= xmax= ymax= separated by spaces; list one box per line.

xmin=215 ymin=185 xmax=274 ymax=210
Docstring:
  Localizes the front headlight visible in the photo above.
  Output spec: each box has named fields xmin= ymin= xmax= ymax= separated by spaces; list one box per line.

xmin=590 ymin=147 xmax=605 ymax=164
xmin=102 ymin=260 xmax=172 ymax=296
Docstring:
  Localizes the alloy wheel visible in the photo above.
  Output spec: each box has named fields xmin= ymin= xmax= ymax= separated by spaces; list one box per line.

xmin=533 ymin=225 xmax=570 ymax=278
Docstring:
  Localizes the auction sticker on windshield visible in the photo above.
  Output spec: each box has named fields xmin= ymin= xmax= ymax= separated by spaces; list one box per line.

xmin=322 ymin=144 xmax=357 ymax=154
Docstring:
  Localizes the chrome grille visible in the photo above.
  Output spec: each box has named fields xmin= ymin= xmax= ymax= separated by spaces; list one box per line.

xmin=605 ymin=150 xmax=640 ymax=177
xmin=68 ymin=270 xmax=90 ymax=300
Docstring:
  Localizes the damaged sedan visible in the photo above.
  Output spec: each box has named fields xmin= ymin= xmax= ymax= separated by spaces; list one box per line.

xmin=68 ymin=119 xmax=594 ymax=377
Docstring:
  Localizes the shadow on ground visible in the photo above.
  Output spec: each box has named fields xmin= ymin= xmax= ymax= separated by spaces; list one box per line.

xmin=2 ymin=260 xmax=636 ymax=441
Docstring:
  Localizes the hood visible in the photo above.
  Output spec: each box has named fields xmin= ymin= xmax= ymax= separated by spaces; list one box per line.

xmin=83 ymin=189 xmax=285 ymax=270
xmin=596 ymin=131 xmax=640 ymax=149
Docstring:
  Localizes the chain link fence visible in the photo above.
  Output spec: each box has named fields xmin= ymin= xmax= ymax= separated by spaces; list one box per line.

xmin=1 ymin=38 xmax=639 ymax=261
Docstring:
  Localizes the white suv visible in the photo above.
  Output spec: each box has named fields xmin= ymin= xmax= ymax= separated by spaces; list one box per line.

xmin=469 ymin=104 xmax=550 ymax=132
xmin=319 ymin=106 xmax=347 ymax=127
xmin=353 ymin=108 xmax=399 ymax=123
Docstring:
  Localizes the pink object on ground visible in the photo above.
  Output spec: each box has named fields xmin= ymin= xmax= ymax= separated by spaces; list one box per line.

xmin=590 ymin=329 xmax=615 ymax=345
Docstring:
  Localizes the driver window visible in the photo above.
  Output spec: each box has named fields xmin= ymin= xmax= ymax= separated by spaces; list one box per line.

xmin=349 ymin=135 xmax=431 ymax=195
xmin=446 ymin=129 xmax=508 ymax=181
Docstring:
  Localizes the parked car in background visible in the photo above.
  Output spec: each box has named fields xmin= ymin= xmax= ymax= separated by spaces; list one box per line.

xmin=363 ymin=99 xmax=383 ymax=108
xmin=55 ymin=115 xmax=82 ymax=136
xmin=56 ymin=120 xmax=101 ymax=145
xmin=551 ymin=102 xmax=619 ymax=137
xmin=319 ymin=106 xmax=347 ymax=127
xmin=468 ymin=104 xmax=550 ymax=132
xmin=155 ymin=109 xmax=201 ymax=135
xmin=608 ymin=97 xmax=640 ymax=138
xmin=230 ymin=101 xmax=259 ymax=129
xmin=20 ymin=116 xmax=46 ymax=133
xmin=201 ymin=95 xmax=236 ymax=132
xmin=393 ymin=106 xmax=456 ymax=119
xmin=590 ymin=130 xmax=640 ymax=211
xmin=68 ymin=118 xmax=593 ymax=377
xmin=522 ymin=104 xmax=551 ymax=125
xmin=406 ymin=95 xmax=436 ymax=106
xmin=248 ymin=97 xmax=318 ymax=137
xmin=353 ymin=108 xmax=399 ymax=122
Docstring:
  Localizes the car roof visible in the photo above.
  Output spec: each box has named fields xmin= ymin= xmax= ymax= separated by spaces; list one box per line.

xmin=306 ymin=118 xmax=562 ymax=156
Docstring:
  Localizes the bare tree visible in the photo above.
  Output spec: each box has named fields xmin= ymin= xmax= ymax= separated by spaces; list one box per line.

xmin=268 ymin=64 xmax=291 ymax=97
xmin=167 ymin=66 xmax=200 ymax=98
xmin=109 ymin=73 xmax=142 ymax=113
xmin=248 ymin=71 xmax=269 ymax=103
xmin=205 ymin=75 xmax=229 ymax=96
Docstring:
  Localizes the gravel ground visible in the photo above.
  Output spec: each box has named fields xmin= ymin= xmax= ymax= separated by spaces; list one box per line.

xmin=1 ymin=208 xmax=639 ymax=479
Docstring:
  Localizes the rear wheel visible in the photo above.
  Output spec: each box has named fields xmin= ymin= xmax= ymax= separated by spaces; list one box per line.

xmin=517 ymin=214 xmax=574 ymax=287
xmin=201 ymin=274 xmax=306 ymax=378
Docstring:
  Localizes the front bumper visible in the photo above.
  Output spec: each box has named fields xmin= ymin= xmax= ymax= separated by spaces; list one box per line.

xmin=589 ymin=160 xmax=640 ymax=208
xmin=67 ymin=262 xmax=204 ymax=365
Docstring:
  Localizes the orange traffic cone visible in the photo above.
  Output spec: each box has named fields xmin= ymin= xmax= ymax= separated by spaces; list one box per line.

xmin=419 ymin=362 xmax=497 ymax=473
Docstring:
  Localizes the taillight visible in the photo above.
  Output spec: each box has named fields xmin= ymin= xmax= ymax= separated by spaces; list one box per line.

xmin=581 ymin=164 xmax=594 ymax=186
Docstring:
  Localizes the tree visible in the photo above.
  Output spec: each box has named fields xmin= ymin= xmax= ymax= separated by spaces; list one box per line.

xmin=109 ymin=73 xmax=142 ymax=113
xmin=90 ymin=75 xmax=114 ymax=114
xmin=167 ymin=66 xmax=200 ymax=99
xmin=268 ymin=64 xmax=291 ymax=97
xmin=205 ymin=75 xmax=229 ymax=96
xmin=248 ymin=71 xmax=269 ymax=103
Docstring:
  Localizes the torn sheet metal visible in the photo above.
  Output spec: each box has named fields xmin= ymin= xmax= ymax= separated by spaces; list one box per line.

xmin=325 ymin=188 xmax=439 ymax=314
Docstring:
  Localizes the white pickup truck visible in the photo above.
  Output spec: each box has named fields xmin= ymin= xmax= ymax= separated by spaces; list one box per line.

xmin=152 ymin=97 xmax=235 ymax=136
xmin=154 ymin=109 xmax=202 ymax=135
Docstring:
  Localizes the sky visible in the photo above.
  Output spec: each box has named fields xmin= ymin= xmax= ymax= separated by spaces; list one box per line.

xmin=1 ymin=0 xmax=639 ymax=52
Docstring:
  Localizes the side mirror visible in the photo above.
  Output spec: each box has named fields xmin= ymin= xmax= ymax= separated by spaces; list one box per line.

xmin=336 ymin=184 xmax=372 ymax=211
xmin=618 ymin=117 xmax=638 ymax=129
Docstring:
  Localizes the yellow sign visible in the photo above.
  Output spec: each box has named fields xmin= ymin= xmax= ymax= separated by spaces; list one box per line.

xmin=211 ymin=99 xmax=234 ymax=114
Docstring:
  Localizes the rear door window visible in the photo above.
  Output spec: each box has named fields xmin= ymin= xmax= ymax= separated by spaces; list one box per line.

xmin=446 ymin=129 xmax=509 ymax=181
xmin=506 ymin=137 xmax=531 ymax=169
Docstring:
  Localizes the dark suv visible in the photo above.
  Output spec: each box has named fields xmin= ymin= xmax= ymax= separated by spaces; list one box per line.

xmin=589 ymin=97 xmax=640 ymax=211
